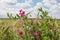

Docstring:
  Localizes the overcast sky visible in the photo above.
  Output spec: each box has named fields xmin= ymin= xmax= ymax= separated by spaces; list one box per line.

xmin=0 ymin=0 xmax=60 ymax=19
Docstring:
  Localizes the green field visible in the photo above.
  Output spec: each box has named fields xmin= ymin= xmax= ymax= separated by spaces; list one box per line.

xmin=0 ymin=19 xmax=60 ymax=40
xmin=0 ymin=19 xmax=60 ymax=25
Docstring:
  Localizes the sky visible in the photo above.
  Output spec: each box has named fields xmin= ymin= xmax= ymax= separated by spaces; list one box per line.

xmin=0 ymin=0 xmax=60 ymax=19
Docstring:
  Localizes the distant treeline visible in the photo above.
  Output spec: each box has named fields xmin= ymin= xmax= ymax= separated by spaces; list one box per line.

xmin=0 ymin=18 xmax=60 ymax=20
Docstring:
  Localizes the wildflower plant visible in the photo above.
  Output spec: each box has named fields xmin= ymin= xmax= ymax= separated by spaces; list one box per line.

xmin=0 ymin=8 xmax=60 ymax=40
xmin=7 ymin=8 xmax=60 ymax=40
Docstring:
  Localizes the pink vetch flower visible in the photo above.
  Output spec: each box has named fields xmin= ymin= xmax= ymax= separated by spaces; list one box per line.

xmin=47 ymin=21 xmax=52 ymax=26
xmin=47 ymin=21 xmax=51 ymax=24
xmin=19 ymin=9 xmax=25 ymax=16
xmin=47 ymin=21 xmax=52 ymax=25
xmin=34 ymin=30 xmax=41 ymax=35
xmin=33 ymin=20 xmax=37 ymax=25
xmin=18 ymin=29 xmax=23 ymax=36
xmin=18 ymin=18 xmax=24 ymax=25
xmin=36 ymin=38 xmax=40 ymax=40
xmin=50 ymin=27 xmax=55 ymax=31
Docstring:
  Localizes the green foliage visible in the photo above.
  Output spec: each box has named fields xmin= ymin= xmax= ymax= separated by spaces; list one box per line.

xmin=0 ymin=8 xmax=60 ymax=40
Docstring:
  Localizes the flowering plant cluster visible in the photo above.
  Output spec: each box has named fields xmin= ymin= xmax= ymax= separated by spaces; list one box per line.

xmin=0 ymin=8 xmax=60 ymax=40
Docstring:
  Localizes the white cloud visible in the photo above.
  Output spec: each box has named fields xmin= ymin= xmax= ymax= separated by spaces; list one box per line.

xmin=42 ymin=0 xmax=57 ymax=8
xmin=15 ymin=3 xmax=31 ymax=9
xmin=25 ymin=2 xmax=44 ymax=18
xmin=0 ymin=0 xmax=32 ymax=18
xmin=0 ymin=0 xmax=60 ymax=19
xmin=0 ymin=0 xmax=17 ymax=5
xmin=41 ymin=0 xmax=60 ymax=19
xmin=48 ymin=3 xmax=60 ymax=19
xmin=25 ymin=0 xmax=32 ymax=3
xmin=43 ymin=0 xmax=57 ymax=4
xmin=27 ymin=0 xmax=60 ymax=19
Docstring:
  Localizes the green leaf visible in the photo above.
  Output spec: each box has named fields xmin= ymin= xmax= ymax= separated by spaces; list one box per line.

xmin=40 ymin=15 xmax=43 ymax=19
xmin=13 ymin=16 xmax=17 ymax=19
xmin=38 ymin=7 xmax=42 ymax=11
xmin=10 ymin=13 xmax=15 ymax=19
xmin=7 ymin=13 xmax=11 ymax=19
xmin=26 ymin=12 xmax=30 ymax=15
xmin=16 ymin=14 xmax=21 ymax=19
xmin=43 ymin=11 xmax=48 ymax=17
